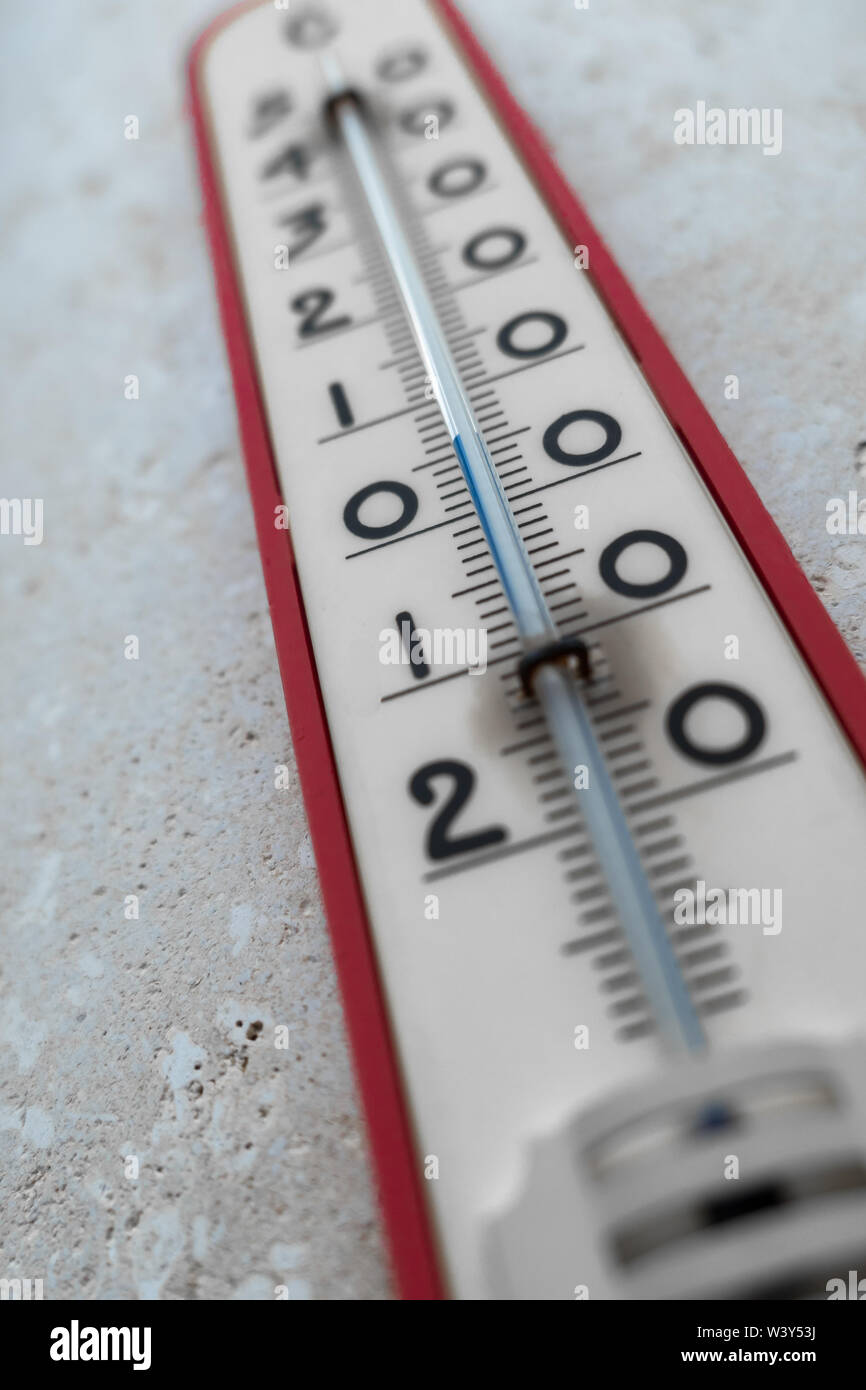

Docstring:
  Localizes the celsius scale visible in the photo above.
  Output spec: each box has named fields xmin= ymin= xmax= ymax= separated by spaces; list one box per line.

xmin=189 ymin=0 xmax=866 ymax=1299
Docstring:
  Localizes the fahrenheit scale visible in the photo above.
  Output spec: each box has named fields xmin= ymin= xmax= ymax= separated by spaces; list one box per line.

xmin=190 ymin=0 xmax=866 ymax=1299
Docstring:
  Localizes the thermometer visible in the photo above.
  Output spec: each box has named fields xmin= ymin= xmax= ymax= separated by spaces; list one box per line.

xmin=189 ymin=0 xmax=866 ymax=1300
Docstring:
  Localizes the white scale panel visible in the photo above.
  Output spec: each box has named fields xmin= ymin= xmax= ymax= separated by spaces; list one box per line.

xmin=198 ymin=0 xmax=866 ymax=1297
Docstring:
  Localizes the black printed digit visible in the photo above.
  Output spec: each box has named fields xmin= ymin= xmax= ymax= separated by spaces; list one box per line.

xmin=542 ymin=409 xmax=621 ymax=466
xmin=496 ymin=311 xmax=567 ymax=359
xmin=376 ymin=47 xmax=428 ymax=82
xmin=291 ymin=288 xmax=351 ymax=338
xmin=343 ymin=482 xmax=419 ymax=540
xmin=666 ymin=683 xmax=766 ymax=766
xmin=261 ymin=142 xmax=311 ymax=181
xmin=279 ymin=203 xmax=327 ymax=259
xmin=428 ymin=157 xmax=486 ymax=198
xmin=328 ymin=382 xmax=354 ymax=428
xmin=463 ymin=227 xmax=526 ymax=270
xmin=248 ymin=90 xmax=292 ymax=139
xmin=409 ymin=760 xmax=507 ymax=860
xmin=399 ymin=100 xmax=455 ymax=136
xmin=599 ymin=530 xmax=687 ymax=599
xmin=284 ymin=8 xmax=338 ymax=49
xmin=395 ymin=611 xmax=431 ymax=680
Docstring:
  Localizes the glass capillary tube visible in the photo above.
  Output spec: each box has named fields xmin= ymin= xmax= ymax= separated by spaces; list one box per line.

xmin=322 ymin=59 xmax=705 ymax=1054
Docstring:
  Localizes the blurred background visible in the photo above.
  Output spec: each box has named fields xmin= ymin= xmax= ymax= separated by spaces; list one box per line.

xmin=1 ymin=0 xmax=863 ymax=1299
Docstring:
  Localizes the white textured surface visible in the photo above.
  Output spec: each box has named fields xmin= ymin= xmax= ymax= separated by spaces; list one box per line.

xmin=0 ymin=0 xmax=863 ymax=1300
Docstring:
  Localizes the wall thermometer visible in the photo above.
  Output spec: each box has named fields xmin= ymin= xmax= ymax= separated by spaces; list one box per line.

xmin=189 ymin=0 xmax=866 ymax=1300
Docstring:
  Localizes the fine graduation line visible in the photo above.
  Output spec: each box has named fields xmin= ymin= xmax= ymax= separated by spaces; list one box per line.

xmin=317 ymin=342 xmax=586 ymax=443
xmin=378 ymin=582 xmax=706 ymax=701
xmin=325 ymin=60 xmax=704 ymax=1050
xmin=346 ymin=453 xmax=641 ymax=559
xmin=424 ymin=751 xmax=798 ymax=883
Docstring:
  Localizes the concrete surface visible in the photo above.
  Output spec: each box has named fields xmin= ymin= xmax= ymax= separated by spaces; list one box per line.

xmin=0 ymin=0 xmax=863 ymax=1300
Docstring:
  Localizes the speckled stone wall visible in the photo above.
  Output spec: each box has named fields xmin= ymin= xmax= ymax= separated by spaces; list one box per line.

xmin=0 ymin=0 xmax=862 ymax=1300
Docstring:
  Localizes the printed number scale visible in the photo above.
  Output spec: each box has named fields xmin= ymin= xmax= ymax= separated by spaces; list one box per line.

xmin=190 ymin=0 xmax=866 ymax=1300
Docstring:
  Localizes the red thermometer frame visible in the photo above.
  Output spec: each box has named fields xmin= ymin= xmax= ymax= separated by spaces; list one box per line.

xmin=188 ymin=0 xmax=866 ymax=1300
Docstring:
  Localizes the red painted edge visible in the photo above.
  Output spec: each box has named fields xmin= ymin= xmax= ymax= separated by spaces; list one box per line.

xmin=435 ymin=0 xmax=866 ymax=768
xmin=188 ymin=0 xmax=866 ymax=1303
xmin=187 ymin=3 xmax=445 ymax=1300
